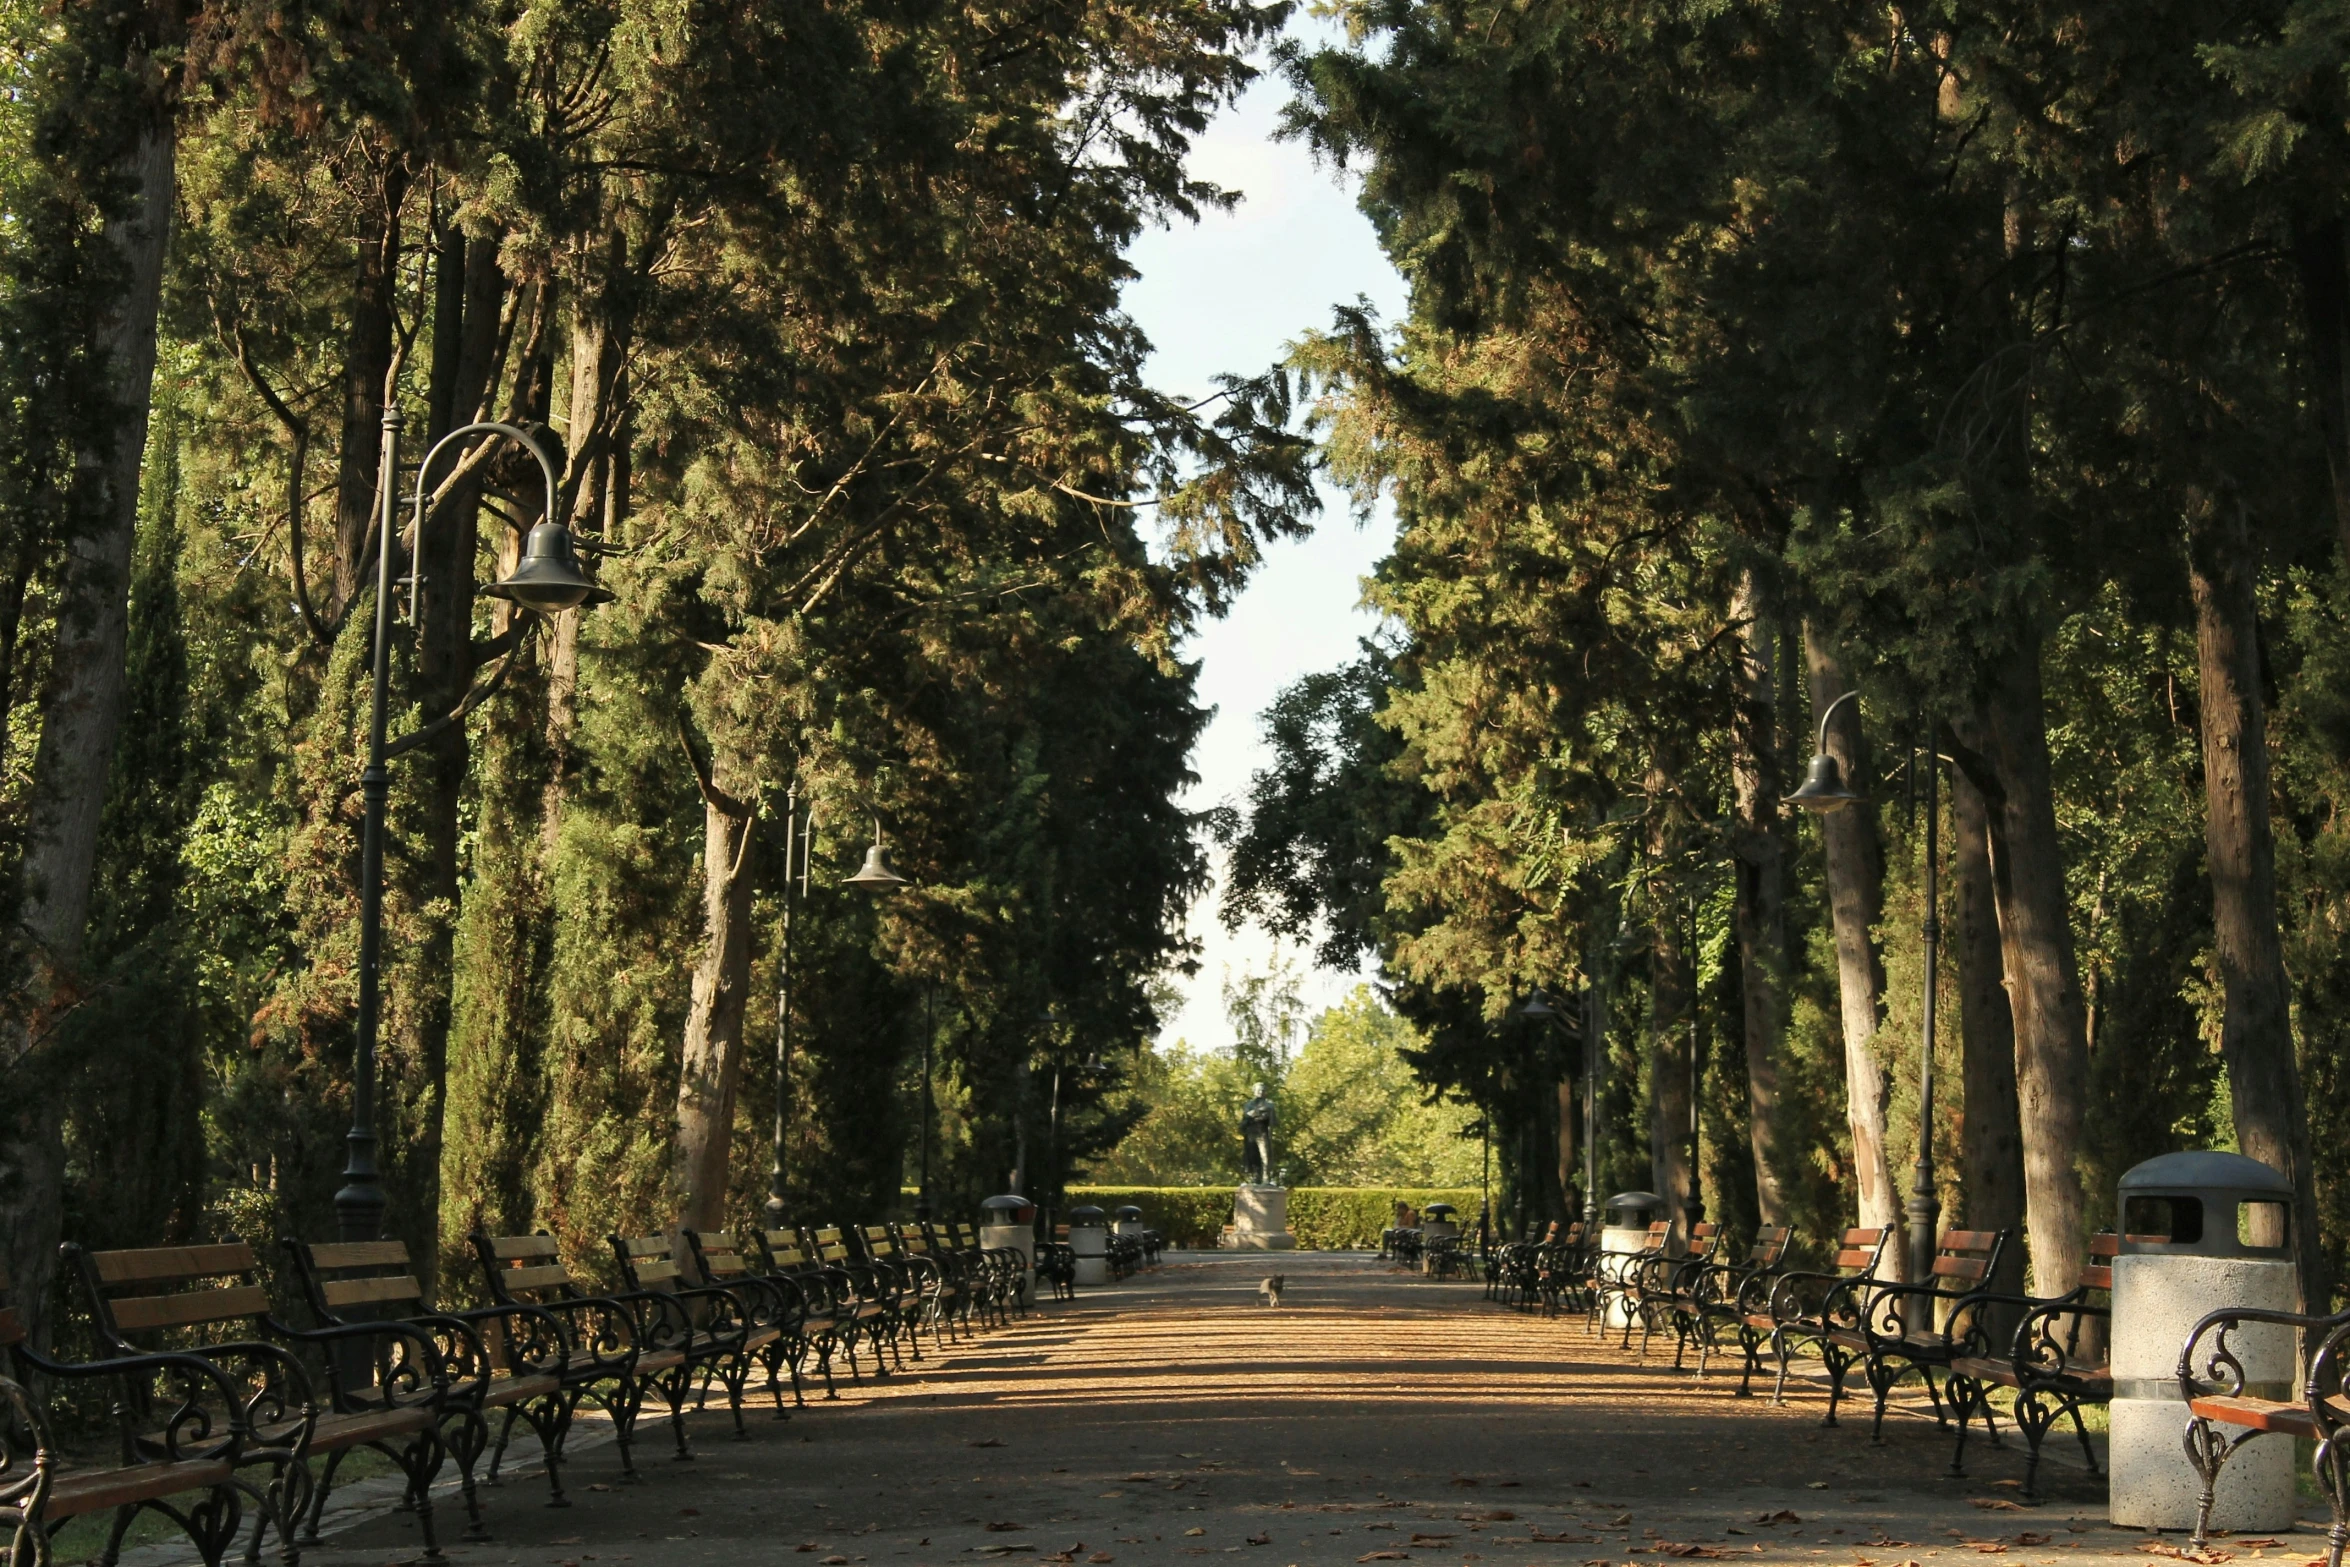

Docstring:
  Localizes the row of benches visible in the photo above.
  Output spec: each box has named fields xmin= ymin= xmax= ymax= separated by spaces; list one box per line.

xmin=1484 ymin=1217 xmax=2350 ymax=1558
xmin=0 ymin=1217 xmax=1034 ymax=1567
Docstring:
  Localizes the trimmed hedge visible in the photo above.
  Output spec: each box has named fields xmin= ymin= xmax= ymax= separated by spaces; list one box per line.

xmin=1066 ymin=1186 xmax=1481 ymax=1250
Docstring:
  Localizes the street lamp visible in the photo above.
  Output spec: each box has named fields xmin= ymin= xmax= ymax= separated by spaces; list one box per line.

xmin=337 ymin=416 xmax=613 ymax=1243
xmin=1787 ymin=689 xmax=1942 ymax=1309
xmin=766 ymin=811 xmax=907 ymax=1229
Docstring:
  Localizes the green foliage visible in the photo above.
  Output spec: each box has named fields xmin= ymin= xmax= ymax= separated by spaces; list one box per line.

xmin=1084 ymin=983 xmax=1483 ymax=1189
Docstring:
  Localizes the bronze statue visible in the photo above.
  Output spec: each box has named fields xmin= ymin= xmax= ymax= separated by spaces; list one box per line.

xmin=1240 ymin=1082 xmax=1277 ymax=1185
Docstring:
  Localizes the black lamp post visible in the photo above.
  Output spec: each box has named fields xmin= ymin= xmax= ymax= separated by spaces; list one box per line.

xmin=337 ymin=415 xmax=613 ymax=1243
xmin=1787 ymin=688 xmax=1942 ymax=1311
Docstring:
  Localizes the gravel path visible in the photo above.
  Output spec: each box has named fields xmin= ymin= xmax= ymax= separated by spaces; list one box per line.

xmin=280 ymin=1250 xmax=2327 ymax=1567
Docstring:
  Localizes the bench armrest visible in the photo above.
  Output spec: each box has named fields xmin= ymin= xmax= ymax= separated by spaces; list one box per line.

xmin=2178 ymin=1305 xmax=2345 ymax=1397
xmin=264 ymin=1314 xmax=447 ymax=1413
xmin=10 ymin=1344 xmax=274 ymax=1464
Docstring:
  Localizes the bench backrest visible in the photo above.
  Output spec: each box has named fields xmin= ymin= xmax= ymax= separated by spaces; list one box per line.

xmin=611 ymin=1234 xmax=689 ymax=1293
xmin=1746 ymin=1223 xmax=1794 ymax=1268
xmin=1927 ymin=1228 xmax=2008 ymax=1294
xmin=472 ymin=1232 xmax=583 ymax=1303
xmin=863 ymin=1224 xmax=897 ymax=1258
xmin=2078 ymin=1232 xmax=2159 ymax=1293
xmin=0 ymin=1264 xmax=20 ymax=1349
xmin=684 ymin=1230 xmax=758 ymax=1288
xmin=1832 ymin=1227 xmax=1892 ymax=1277
xmin=811 ymin=1226 xmax=853 ymax=1266
xmin=760 ymin=1229 xmax=814 ymax=1270
xmin=895 ymin=1225 xmax=930 ymax=1257
xmin=71 ymin=1243 xmax=270 ymax=1354
xmin=283 ymin=1238 xmax=428 ymax=1323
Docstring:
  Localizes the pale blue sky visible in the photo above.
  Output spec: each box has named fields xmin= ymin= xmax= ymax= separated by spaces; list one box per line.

xmin=1122 ymin=26 xmax=1406 ymax=1053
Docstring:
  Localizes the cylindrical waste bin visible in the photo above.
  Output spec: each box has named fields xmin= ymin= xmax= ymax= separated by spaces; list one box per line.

xmin=1113 ymin=1204 xmax=1147 ymax=1237
xmin=980 ymin=1194 xmax=1037 ymax=1302
xmin=1599 ymin=1191 xmax=1667 ymax=1326
xmin=1418 ymin=1201 xmax=1461 ymax=1272
xmin=1069 ymin=1204 xmax=1110 ymax=1286
xmin=2111 ymin=1151 xmax=2298 ymax=1531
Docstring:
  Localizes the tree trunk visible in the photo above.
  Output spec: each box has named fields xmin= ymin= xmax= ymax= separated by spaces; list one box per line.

xmin=1 ymin=111 xmax=174 ymax=1343
xmin=1952 ymin=762 xmax=2025 ymax=1293
xmin=1804 ymin=624 xmax=1901 ymax=1261
xmin=1952 ymin=631 xmax=2089 ymax=1297
xmin=2187 ymin=495 xmax=2328 ymax=1306
xmin=673 ymin=767 xmax=759 ymax=1233
xmin=1556 ymin=1075 xmax=1578 ymax=1221
xmin=1647 ymin=778 xmax=1695 ymax=1237
xmin=1730 ymin=570 xmax=1790 ymax=1226
xmin=331 ymin=169 xmax=405 ymax=620
xmin=2292 ymin=218 xmax=2350 ymax=571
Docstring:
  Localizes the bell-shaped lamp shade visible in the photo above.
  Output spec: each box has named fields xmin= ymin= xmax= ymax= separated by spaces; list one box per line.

xmin=845 ymin=833 xmax=909 ymax=891
xmin=487 ymin=521 xmax=617 ymax=614
xmin=1515 ymin=986 xmax=1562 ymax=1022
xmin=1785 ymin=751 xmax=1866 ymax=814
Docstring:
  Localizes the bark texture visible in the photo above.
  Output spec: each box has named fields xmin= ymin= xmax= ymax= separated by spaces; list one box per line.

xmin=1804 ymin=625 xmax=1901 ymax=1258
xmin=1953 ymin=763 xmax=2025 ymax=1294
xmin=1952 ymin=632 xmax=2089 ymax=1298
xmin=1730 ymin=571 xmax=1790 ymax=1225
xmin=672 ymin=760 xmax=759 ymax=1234
xmin=2 ymin=113 xmax=175 ymax=1342
xmin=1647 ymin=786 xmax=1695 ymax=1236
xmin=2187 ymin=497 xmax=2328 ymax=1305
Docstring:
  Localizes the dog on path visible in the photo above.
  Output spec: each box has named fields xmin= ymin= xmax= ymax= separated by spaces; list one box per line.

xmin=1259 ymin=1274 xmax=1285 ymax=1307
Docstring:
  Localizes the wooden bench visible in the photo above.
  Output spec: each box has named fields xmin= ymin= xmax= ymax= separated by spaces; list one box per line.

xmin=66 ymin=1240 xmax=444 ymax=1560
xmin=888 ymin=1224 xmax=966 ymax=1345
xmin=682 ymin=1229 xmax=804 ymax=1413
xmin=755 ymin=1228 xmax=879 ymax=1392
xmin=1764 ymin=1226 xmax=1892 ymax=1409
xmin=282 ymin=1236 xmax=572 ymax=1530
xmin=3 ymin=1264 xmax=262 ymax=1567
xmin=812 ymin=1225 xmax=905 ymax=1374
xmin=1689 ymin=1222 xmax=1794 ymax=1391
xmin=1831 ymin=1228 xmax=2010 ymax=1439
xmin=469 ymin=1230 xmax=668 ymax=1476
xmin=856 ymin=1225 xmax=930 ymax=1359
xmin=1630 ymin=1221 xmax=1722 ymax=1360
xmin=1943 ymin=1232 xmax=2124 ymax=1496
xmin=2179 ymin=1298 xmax=2350 ymax=1557
xmin=607 ymin=1233 xmax=765 ymax=1440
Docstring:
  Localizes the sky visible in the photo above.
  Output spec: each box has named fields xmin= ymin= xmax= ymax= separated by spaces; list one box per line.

xmin=1120 ymin=27 xmax=1409 ymax=1055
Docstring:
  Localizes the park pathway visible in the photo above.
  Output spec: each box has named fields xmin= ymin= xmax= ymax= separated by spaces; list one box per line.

xmin=275 ymin=1250 xmax=2315 ymax=1567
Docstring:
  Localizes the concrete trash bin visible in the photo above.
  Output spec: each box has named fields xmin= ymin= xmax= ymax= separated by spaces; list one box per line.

xmin=1069 ymin=1205 xmax=1110 ymax=1286
xmin=980 ymin=1194 xmax=1037 ymax=1302
xmin=2111 ymin=1151 xmax=2299 ymax=1531
xmin=1598 ymin=1191 xmax=1667 ymax=1326
xmin=1113 ymin=1204 xmax=1147 ymax=1237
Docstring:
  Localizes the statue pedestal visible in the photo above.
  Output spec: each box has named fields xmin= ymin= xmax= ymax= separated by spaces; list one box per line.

xmin=1223 ymin=1184 xmax=1296 ymax=1250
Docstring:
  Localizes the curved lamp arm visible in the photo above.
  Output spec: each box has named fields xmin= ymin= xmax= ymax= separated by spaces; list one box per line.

xmin=1814 ymin=687 xmax=1860 ymax=754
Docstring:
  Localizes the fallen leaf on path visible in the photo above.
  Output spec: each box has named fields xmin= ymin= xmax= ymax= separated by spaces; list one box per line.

xmin=1756 ymin=1514 xmax=1803 ymax=1527
xmin=970 ymin=1439 xmax=1005 ymax=1448
xmin=1185 ymin=1528 xmax=1205 ymax=1537
xmin=1248 ymin=1534 xmax=1270 ymax=1546
xmin=1655 ymin=1544 xmax=1729 ymax=1557
xmin=1970 ymin=1501 xmax=2027 ymax=1512
xmin=987 ymin=1522 xmax=1025 ymax=1531
xmin=821 ymin=1558 xmax=849 ymax=1565
xmin=2016 ymin=1536 xmax=2051 ymax=1547
xmin=795 ymin=1548 xmax=818 ymax=1556
xmin=2234 ymin=1543 xmax=2283 ymax=1550
xmin=2136 ymin=1546 xmax=2231 ymax=1565
xmin=1459 ymin=1512 xmax=1516 ymax=1522
xmin=1615 ymin=1516 xmax=1637 ymax=1527
xmin=1089 ymin=1557 xmax=1114 ymax=1564
xmin=1410 ymin=1534 xmax=1457 ymax=1544
xmin=1991 ymin=1481 xmax=2023 ymax=1489
xmin=1124 ymin=1474 xmax=1156 ymax=1482
xmin=1973 ymin=1548 xmax=2008 ymax=1556
xmin=1807 ymin=1483 xmax=1830 ymax=1491
xmin=1530 ymin=1533 xmax=1597 ymax=1544
xmin=1358 ymin=1554 xmax=1409 ymax=1562
xmin=1452 ymin=1478 xmax=1482 ymax=1487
